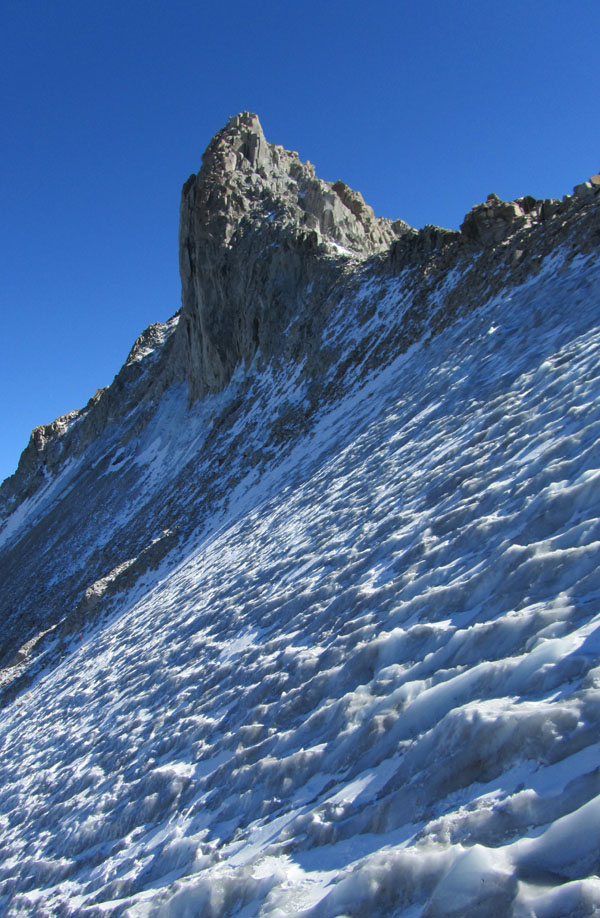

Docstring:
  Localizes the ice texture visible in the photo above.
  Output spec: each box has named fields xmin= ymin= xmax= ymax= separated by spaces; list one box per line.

xmin=1 ymin=250 xmax=600 ymax=916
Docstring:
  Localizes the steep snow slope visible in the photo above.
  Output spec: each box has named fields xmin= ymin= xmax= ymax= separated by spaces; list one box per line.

xmin=1 ymin=246 xmax=600 ymax=917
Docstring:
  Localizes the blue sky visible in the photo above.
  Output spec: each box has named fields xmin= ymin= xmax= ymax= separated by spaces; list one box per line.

xmin=2 ymin=0 xmax=599 ymax=484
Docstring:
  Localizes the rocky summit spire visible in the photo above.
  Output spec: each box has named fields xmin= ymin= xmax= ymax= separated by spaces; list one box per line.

xmin=181 ymin=111 xmax=402 ymax=252
xmin=175 ymin=113 xmax=409 ymax=400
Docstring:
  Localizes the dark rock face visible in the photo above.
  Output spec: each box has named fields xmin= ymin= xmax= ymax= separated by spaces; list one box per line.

xmin=460 ymin=192 xmax=539 ymax=246
xmin=460 ymin=178 xmax=600 ymax=248
xmin=175 ymin=112 xmax=405 ymax=400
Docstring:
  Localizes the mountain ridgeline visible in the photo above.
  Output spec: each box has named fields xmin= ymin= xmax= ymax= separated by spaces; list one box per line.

xmin=1 ymin=111 xmax=600 ymax=694
xmin=2 ymin=114 xmax=600 ymax=917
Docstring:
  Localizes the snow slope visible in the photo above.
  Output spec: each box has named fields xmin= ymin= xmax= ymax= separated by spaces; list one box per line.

xmin=1 ymin=248 xmax=600 ymax=916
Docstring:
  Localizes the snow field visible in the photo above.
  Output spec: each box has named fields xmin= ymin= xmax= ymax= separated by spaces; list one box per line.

xmin=1 ymin=251 xmax=600 ymax=915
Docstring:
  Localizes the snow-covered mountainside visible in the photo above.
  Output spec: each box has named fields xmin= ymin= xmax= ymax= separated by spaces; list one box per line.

xmin=1 ymin=115 xmax=600 ymax=916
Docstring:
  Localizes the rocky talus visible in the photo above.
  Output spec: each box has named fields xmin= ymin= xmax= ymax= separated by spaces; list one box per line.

xmin=1 ymin=112 xmax=599 ymax=702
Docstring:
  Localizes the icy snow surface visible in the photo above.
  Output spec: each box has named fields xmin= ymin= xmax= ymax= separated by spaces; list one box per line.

xmin=2 ymin=251 xmax=600 ymax=916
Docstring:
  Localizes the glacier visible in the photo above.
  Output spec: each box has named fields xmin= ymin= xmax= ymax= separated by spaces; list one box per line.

xmin=1 ymin=116 xmax=600 ymax=917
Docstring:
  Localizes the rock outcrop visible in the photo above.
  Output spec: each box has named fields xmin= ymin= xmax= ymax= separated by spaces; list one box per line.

xmin=175 ymin=112 xmax=407 ymax=400
xmin=460 ymin=192 xmax=540 ymax=246
xmin=460 ymin=178 xmax=600 ymax=248
xmin=0 ymin=315 xmax=179 ymax=520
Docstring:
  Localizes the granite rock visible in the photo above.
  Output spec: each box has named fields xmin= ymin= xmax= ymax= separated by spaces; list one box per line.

xmin=175 ymin=112 xmax=405 ymax=400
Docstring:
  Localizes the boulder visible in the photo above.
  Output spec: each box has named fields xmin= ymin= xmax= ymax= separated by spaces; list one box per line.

xmin=460 ymin=193 xmax=527 ymax=246
xmin=574 ymin=181 xmax=595 ymax=200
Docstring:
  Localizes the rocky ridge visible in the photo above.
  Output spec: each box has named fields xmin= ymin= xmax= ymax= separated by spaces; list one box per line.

xmin=5 ymin=113 xmax=600 ymax=509
xmin=1 ymin=112 xmax=600 ymax=701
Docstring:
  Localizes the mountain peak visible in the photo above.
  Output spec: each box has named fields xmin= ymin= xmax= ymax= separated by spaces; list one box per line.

xmin=196 ymin=111 xmax=269 ymax=181
xmin=176 ymin=113 xmax=407 ymax=399
xmin=181 ymin=111 xmax=403 ymax=252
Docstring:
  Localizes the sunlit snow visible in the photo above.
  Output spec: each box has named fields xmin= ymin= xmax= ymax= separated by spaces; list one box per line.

xmin=1 ymin=250 xmax=600 ymax=916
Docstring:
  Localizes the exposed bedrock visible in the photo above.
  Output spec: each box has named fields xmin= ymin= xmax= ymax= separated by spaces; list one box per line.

xmin=175 ymin=112 xmax=408 ymax=400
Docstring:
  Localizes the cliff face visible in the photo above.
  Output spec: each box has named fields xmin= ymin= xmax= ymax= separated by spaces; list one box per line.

xmin=175 ymin=112 xmax=407 ymax=399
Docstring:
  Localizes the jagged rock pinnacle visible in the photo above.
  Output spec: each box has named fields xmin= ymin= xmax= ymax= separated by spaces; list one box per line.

xmin=182 ymin=112 xmax=402 ymax=251
xmin=175 ymin=113 xmax=409 ymax=400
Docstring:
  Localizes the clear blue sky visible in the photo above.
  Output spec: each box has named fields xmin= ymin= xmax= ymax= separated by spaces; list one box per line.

xmin=2 ymin=0 xmax=599 ymax=485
